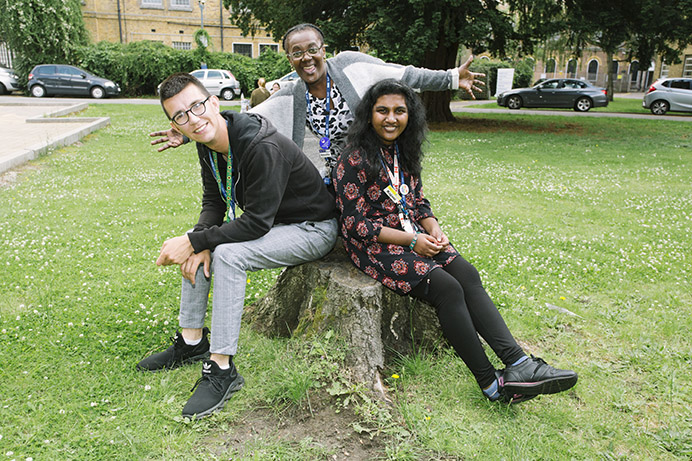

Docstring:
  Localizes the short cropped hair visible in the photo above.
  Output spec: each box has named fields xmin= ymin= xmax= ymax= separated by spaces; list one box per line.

xmin=282 ymin=23 xmax=325 ymax=51
xmin=159 ymin=72 xmax=210 ymax=119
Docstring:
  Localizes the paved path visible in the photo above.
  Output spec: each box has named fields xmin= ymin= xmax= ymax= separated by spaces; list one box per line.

xmin=0 ymin=98 xmax=111 ymax=174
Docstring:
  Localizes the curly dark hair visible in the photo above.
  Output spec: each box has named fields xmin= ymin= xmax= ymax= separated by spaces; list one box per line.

xmin=159 ymin=72 xmax=210 ymax=119
xmin=282 ymin=23 xmax=325 ymax=51
xmin=346 ymin=79 xmax=427 ymax=179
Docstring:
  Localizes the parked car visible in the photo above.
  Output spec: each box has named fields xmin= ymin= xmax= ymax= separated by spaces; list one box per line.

xmin=643 ymin=78 xmax=692 ymax=115
xmin=265 ymin=71 xmax=299 ymax=91
xmin=28 ymin=64 xmax=120 ymax=98
xmin=189 ymin=69 xmax=241 ymax=100
xmin=0 ymin=66 xmax=20 ymax=94
xmin=497 ymin=78 xmax=608 ymax=112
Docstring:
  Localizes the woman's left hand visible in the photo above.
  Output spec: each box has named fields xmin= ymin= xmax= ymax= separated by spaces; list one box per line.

xmin=419 ymin=217 xmax=449 ymax=250
xmin=429 ymin=228 xmax=450 ymax=250
xmin=413 ymin=233 xmax=444 ymax=257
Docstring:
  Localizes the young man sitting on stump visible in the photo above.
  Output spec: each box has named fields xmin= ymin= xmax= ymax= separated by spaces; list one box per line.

xmin=138 ymin=72 xmax=338 ymax=419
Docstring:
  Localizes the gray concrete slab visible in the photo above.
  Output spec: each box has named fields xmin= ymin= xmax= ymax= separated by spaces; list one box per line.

xmin=0 ymin=102 xmax=110 ymax=174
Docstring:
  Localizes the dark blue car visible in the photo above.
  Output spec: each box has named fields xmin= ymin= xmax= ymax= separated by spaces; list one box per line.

xmin=28 ymin=64 xmax=121 ymax=99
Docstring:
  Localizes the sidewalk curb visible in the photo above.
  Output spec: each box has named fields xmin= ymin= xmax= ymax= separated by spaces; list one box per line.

xmin=0 ymin=103 xmax=110 ymax=174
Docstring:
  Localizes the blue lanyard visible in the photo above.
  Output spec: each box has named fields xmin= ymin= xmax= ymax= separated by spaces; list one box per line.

xmin=379 ymin=143 xmax=411 ymax=220
xmin=305 ymin=73 xmax=331 ymax=149
xmin=208 ymin=141 xmax=236 ymax=223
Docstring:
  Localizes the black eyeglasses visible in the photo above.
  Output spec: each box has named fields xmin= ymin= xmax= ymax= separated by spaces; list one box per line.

xmin=287 ymin=46 xmax=323 ymax=60
xmin=172 ymin=96 xmax=210 ymax=125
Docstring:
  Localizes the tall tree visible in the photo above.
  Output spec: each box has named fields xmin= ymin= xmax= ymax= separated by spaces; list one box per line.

xmin=225 ymin=0 xmax=528 ymax=121
xmin=0 ymin=0 xmax=89 ymax=78
xmin=564 ymin=0 xmax=692 ymax=99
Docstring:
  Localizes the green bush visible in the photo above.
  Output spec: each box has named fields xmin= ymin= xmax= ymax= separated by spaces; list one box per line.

xmin=74 ymin=41 xmax=292 ymax=97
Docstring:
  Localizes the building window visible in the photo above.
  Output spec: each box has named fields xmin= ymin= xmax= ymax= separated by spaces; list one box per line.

xmin=683 ymin=55 xmax=692 ymax=78
xmin=233 ymin=43 xmax=252 ymax=58
xmin=610 ymin=60 xmax=619 ymax=75
xmin=545 ymin=58 xmax=556 ymax=74
xmin=170 ymin=0 xmax=191 ymax=10
xmin=660 ymin=61 xmax=669 ymax=78
xmin=566 ymin=58 xmax=577 ymax=78
xmin=141 ymin=0 xmax=163 ymax=8
xmin=587 ymin=59 xmax=599 ymax=82
xmin=172 ymin=41 xmax=192 ymax=50
xmin=259 ymin=44 xmax=279 ymax=55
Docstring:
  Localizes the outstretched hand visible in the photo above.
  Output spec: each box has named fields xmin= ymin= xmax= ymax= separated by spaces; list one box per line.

xmin=457 ymin=55 xmax=486 ymax=99
xmin=149 ymin=126 xmax=184 ymax=152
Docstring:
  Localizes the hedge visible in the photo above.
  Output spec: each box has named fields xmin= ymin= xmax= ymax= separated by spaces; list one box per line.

xmin=73 ymin=41 xmax=291 ymax=97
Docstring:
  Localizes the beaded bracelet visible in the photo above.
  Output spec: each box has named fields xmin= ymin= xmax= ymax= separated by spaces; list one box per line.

xmin=409 ymin=233 xmax=418 ymax=250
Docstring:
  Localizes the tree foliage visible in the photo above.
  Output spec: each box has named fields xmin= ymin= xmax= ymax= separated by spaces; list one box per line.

xmin=562 ymin=0 xmax=692 ymax=99
xmin=225 ymin=0 xmax=527 ymax=121
xmin=0 ymin=0 xmax=89 ymax=78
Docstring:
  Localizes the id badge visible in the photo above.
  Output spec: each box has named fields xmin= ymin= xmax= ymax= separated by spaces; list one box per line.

xmin=401 ymin=216 xmax=414 ymax=234
xmin=384 ymin=185 xmax=402 ymax=203
xmin=319 ymin=149 xmax=332 ymax=159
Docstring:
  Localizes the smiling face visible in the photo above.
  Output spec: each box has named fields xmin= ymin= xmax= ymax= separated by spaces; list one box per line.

xmin=284 ymin=28 xmax=327 ymax=90
xmin=371 ymin=94 xmax=409 ymax=146
xmin=162 ymin=83 xmax=226 ymax=151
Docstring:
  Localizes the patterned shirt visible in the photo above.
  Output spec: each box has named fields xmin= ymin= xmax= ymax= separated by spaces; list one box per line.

xmin=333 ymin=145 xmax=459 ymax=294
xmin=306 ymin=82 xmax=354 ymax=172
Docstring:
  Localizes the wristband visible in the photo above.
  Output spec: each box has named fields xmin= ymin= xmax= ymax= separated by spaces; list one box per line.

xmin=409 ymin=233 xmax=418 ymax=250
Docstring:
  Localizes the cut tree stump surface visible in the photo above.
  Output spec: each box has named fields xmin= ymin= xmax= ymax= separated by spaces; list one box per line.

xmin=244 ymin=243 xmax=445 ymax=393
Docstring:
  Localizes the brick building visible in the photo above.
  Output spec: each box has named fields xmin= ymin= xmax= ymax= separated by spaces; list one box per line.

xmin=80 ymin=0 xmax=281 ymax=57
xmin=525 ymin=44 xmax=692 ymax=93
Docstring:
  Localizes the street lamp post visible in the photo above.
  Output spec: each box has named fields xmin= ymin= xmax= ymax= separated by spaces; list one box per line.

xmin=198 ymin=0 xmax=206 ymax=30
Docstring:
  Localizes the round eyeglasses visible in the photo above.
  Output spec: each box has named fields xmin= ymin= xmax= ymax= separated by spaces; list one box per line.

xmin=172 ymin=96 xmax=211 ymax=125
xmin=287 ymin=46 xmax=323 ymax=60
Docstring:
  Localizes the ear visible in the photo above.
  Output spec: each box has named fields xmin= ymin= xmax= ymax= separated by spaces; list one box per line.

xmin=209 ymin=95 xmax=221 ymax=111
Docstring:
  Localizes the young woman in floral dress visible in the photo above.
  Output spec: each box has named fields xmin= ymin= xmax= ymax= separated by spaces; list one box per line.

xmin=333 ymin=79 xmax=578 ymax=403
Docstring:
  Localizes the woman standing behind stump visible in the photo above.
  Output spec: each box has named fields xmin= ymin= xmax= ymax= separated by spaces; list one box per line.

xmin=332 ymin=79 xmax=578 ymax=403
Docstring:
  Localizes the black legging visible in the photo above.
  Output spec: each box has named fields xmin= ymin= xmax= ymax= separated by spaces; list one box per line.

xmin=409 ymin=255 xmax=525 ymax=389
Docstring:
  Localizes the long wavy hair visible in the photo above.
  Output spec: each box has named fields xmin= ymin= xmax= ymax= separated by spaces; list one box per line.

xmin=346 ymin=79 xmax=427 ymax=179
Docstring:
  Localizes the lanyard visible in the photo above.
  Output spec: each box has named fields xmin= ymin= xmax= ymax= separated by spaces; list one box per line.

xmin=208 ymin=142 xmax=236 ymax=223
xmin=379 ymin=144 xmax=413 ymax=228
xmin=305 ymin=73 xmax=331 ymax=150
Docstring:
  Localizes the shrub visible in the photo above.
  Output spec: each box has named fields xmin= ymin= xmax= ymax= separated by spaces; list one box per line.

xmin=74 ymin=41 xmax=292 ymax=97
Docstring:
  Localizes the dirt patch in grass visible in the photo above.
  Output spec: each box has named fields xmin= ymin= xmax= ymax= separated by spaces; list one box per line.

xmin=207 ymin=390 xmax=389 ymax=459
xmin=0 ymin=164 xmax=43 ymax=189
xmin=430 ymin=116 xmax=584 ymax=135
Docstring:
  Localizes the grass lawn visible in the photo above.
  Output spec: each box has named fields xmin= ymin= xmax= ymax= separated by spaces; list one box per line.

xmin=470 ymin=97 xmax=656 ymax=114
xmin=1 ymin=106 xmax=690 ymax=459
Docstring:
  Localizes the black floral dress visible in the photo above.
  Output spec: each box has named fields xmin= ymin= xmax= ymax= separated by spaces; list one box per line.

xmin=333 ymin=145 xmax=459 ymax=295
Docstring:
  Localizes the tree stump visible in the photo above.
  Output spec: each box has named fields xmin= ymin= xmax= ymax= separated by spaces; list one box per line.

xmin=244 ymin=242 xmax=445 ymax=395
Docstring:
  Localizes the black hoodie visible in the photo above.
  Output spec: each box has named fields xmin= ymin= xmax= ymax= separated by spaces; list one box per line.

xmin=187 ymin=111 xmax=336 ymax=253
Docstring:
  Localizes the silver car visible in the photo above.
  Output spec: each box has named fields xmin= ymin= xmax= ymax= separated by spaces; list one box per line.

xmin=189 ymin=69 xmax=241 ymax=101
xmin=0 ymin=66 xmax=20 ymax=94
xmin=643 ymin=78 xmax=692 ymax=115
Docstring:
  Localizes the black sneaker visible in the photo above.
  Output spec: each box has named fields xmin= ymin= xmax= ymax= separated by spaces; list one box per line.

xmin=502 ymin=355 xmax=578 ymax=396
xmin=136 ymin=328 xmax=210 ymax=372
xmin=493 ymin=370 xmax=537 ymax=404
xmin=182 ymin=359 xmax=244 ymax=420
